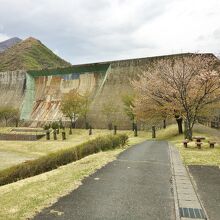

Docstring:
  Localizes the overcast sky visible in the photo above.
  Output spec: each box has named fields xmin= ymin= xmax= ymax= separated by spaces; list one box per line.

xmin=0 ymin=0 xmax=219 ymax=64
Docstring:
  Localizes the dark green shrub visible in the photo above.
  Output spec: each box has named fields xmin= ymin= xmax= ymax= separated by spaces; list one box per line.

xmin=0 ymin=133 xmax=128 ymax=186
xmin=51 ymin=121 xmax=59 ymax=130
xmin=43 ymin=124 xmax=51 ymax=130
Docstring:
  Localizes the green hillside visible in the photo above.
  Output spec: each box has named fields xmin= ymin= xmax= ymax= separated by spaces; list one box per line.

xmin=0 ymin=37 xmax=71 ymax=71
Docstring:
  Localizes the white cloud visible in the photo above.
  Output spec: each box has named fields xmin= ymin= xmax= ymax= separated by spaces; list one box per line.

xmin=0 ymin=0 xmax=219 ymax=63
xmin=0 ymin=33 xmax=10 ymax=42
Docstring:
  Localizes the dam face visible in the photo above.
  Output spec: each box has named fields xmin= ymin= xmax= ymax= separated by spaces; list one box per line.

xmin=8 ymin=58 xmax=146 ymax=129
xmin=0 ymin=53 xmax=211 ymax=129
xmin=0 ymin=70 xmax=26 ymax=109
xmin=22 ymin=57 xmax=158 ymax=128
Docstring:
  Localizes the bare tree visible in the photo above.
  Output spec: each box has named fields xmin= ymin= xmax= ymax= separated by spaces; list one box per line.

xmin=132 ymin=54 xmax=220 ymax=140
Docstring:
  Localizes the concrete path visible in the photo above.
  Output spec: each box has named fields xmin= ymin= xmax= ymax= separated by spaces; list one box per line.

xmin=33 ymin=141 xmax=175 ymax=220
xmin=189 ymin=165 xmax=220 ymax=220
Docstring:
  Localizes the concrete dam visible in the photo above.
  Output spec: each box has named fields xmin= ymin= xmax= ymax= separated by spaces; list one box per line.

xmin=0 ymin=53 xmax=215 ymax=129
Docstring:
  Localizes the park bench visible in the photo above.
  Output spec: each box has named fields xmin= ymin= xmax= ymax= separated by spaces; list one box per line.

xmin=196 ymin=142 xmax=203 ymax=149
xmin=193 ymin=136 xmax=206 ymax=149
xmin=208 ymin=141 xmax=216 ymax=148
xmin=183 ymin=139 xmax=189 ymax=148
xmin=193 ymin=136 xmax=205 ymax=142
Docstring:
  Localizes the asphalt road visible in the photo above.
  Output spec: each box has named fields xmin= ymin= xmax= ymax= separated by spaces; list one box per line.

xmin=33 ymin=141 xmax=175 ymax=220
xmin=189 ymin=165 xmax=220 ymax=220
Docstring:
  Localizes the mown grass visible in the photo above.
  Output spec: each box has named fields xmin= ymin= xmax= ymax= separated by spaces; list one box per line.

xmin=1 ymin=124 xmax=218 ymax=169
xmin=0 ymin=129 xmax=111 ymax=170
xmin=0 ymin=133 xmax=143 ymax=220
xmin=155 ymin=124 xmax=220 ymax=166
xmin=0 ymin=134 xmax=128 ymax=186
xmin=0 ymin=128 xmax=150 ymax=171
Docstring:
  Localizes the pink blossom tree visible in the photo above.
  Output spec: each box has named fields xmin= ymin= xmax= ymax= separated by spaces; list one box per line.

xmin=132 ymin=54 xmax=220 ymax=140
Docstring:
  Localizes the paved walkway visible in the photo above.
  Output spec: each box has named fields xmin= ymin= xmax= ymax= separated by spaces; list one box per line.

xmin=34 ymin=141 xmax=175 ymax=220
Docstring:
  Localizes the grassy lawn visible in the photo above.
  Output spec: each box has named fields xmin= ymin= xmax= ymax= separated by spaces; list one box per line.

xmin=0 ymin=126 xmax=151 ymax=171
xmin=0 ymin=124 xmax=218 ymax=219
xmin=3 ymin=123 xmax=218 ymax=170
xmin=0 ymin=129 xmax=113 ymax=170
xmin=154 ymin=124 xmax=220 ymax=166
xmin=0 ymin=134 xmax=145 ymax=220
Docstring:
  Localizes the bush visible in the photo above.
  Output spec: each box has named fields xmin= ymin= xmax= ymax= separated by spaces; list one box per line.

xmin=0 ymin=133 xmax=128 ymax=186
xmin=43 ymin=124 xmax=50 ymax=130
xmin=51 ymin=121 xmax=59 ymax=130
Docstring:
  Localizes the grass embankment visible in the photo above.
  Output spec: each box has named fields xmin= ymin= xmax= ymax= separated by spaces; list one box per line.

xmin=0 ymin=134 xmax=128 ymax=186
xmin=154 ymin=124 xmax=220 ymax=166
xmin=0 ymin=150 xmax=123 ymax=220
xmin=0 ymin=129 xmax=111 ymax=170
xmin=0 ymin=133 xmax=143 ymax=220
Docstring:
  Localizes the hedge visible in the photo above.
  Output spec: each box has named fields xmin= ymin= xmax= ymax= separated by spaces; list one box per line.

xmin=0 ymin=134 xmax=128 ymax=186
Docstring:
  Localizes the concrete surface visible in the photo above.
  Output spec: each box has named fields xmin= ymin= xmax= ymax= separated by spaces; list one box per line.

xmin=189 ymin=165 xmax=220 ymax=220
xmin=33 ymin=141 xmax=175 ymax=220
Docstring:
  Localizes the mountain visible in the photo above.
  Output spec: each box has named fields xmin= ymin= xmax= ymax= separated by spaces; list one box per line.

xmin=0 ymin=37 xmax=71 ymax=72
xmin=0 ymin=37 xmax=22 ymax=53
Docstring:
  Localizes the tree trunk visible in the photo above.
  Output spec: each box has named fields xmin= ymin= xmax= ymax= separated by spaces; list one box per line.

xmin=185 ymin=128 xmax=192 ymax=140
xmin=72 ymin=115 xmax=76 ymax=128
xmin=84 ymin=115 xmax=89 ymax=129
xmin=132 ymin=121 xmax=135 ymax=131
xmin=184 ymin=119 xmax=193 ymax=140
xmin=73 ymin=121 xmax=76 ymax=129
xmin=176 ymin=117 xmax=183 ymax=134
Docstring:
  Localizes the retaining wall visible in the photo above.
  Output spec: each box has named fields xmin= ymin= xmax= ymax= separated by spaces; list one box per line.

xmin=0 ymin=133 xmax=45 ymax=141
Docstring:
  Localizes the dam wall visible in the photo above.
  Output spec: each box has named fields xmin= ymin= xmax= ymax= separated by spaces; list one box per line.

xmin=0 ymin=70 xmax=26 ymax=109
xmin=23 ymin=63 xmax=113 ymax=128
xmin=24 ymin=57 xmax=153 ymax=129
xmin=0 ymin=53 xmax=214 ymax=129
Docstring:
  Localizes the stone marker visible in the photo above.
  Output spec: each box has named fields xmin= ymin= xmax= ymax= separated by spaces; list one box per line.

xmin=114 ymin=125 xmax=117 ymax=135
xmin=62 ymin=131 xmax=66 ymax=140
xmin=152 ymin=126 xmax=156 ymax=138
xmin=89 ymin=126 xmax=92 ymax=135
xmin=53 ymin=130 xmax=57 ymax=140
xmin=46 ymin=130 xmax=50 ymax=140
xmin=69 ymin=127 xmax=72 ymax=135
xmin=134 ymin=124 xmax=138 ymax=137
